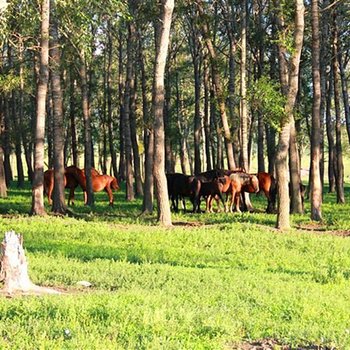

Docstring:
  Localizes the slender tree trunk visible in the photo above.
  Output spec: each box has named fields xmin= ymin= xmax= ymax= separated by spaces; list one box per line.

xmin=118 ymin=27 xmax=126 ymax=181
xmin=69 ymin=71 xmax=78 ymax=166
xmin=240 ymin=0 xmax=253 ymax=210
xmin=275 ymin=0 xmax=304 ymax=230
xmin=332 ymin=11 xmax=345 ymax=204
xmin=138 ymin=34 xmax=154 ymax=213
xmin=107 ymin=22 xmax=118 ymax=178
xmin=196 ymin=0 xmax=235 ymax=170
xmin=339 ymin=53 xmax=350 ymax=146
xmin=130 ymin=70 xmax=143 ymax=197
xmin=0 ymin=98 xmax=7 ymax=197
xmin=164 ymin=69 xmax=174 ymax=173
xmin=124 ymin=22 xmax=135 ymax=201
xmin=3 ymin=98 xmax=12 ymax=186
xmin=289 ymin=119 xmax=303 ymax=213
xmin=153 ymin=0 xmax=174 ymax=226
xmin=80 ymin=59 xmax=94 ymax=206
xmin=310 ymin=0 xmax=322 ymax=221
xmin=203 ymin=60 xmax=212 ymax=171
xmin=326 ymin=71 xmax=335 ymax=192
xmin=0 ymin=144 xmax=6 ymax=197
xmin=50 ymin=2 xmax=66 ymax=214
xmin=31 ymin=0 xmax=50 ymax=216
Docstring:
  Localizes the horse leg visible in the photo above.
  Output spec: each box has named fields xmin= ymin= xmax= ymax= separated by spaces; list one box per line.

xmin=235 ymin=193 xmax=241 ymax=213
xmin=229 ymin=189 xmax=236 ymax=213
xmin=68 ymin=188 xmax=75 ymax=206
xmin=105 ymin=186 xmax=114 ymax=205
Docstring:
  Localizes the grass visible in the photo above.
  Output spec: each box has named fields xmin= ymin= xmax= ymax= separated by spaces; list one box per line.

xmin=0 ymin=182 xmax=350 ymax=349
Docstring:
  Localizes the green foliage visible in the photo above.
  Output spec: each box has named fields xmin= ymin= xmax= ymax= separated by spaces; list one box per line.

xmin=248 ymin=75 xmax=287 ymax=131
xmin=0 ymin=184 xmax=350 ymax=348
xmin=0 ymin=70 xmax=21 ymax=93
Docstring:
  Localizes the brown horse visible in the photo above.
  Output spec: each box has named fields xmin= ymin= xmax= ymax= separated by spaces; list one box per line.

xmin=256 ymin=172 xmax=277 ymax=213
xmin=44 ymin=166 xmax=119 ymax=205
xmin=44 ymin=166 xmax=85 ymax=205
xmin=71 ymin=167 xmax=120 ymax=205
xmin=228 ymin=172 xmax=259 ymax=213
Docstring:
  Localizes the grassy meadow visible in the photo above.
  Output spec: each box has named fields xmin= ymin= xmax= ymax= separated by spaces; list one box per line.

xmin=1 ymin=182 xmax=350 ymax=349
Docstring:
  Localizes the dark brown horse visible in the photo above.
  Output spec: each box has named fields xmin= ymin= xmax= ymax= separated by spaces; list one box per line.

xmin=44 ymin=166 xmax=85 ymax=205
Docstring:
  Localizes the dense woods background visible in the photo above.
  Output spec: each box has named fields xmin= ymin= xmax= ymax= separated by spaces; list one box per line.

xmin=0 ymin=0 xmax=349 ymax=228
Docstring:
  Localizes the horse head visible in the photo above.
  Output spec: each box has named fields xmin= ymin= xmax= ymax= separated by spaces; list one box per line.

xmin=111 ymin=177 xmax=120 ymax=191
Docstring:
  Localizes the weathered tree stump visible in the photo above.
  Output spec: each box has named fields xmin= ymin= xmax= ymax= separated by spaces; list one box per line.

xmin=0 ymin=231 xmax=61 ymax=295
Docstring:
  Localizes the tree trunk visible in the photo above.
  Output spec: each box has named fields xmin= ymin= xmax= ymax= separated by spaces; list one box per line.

xmin=3 ymin=98 xmax=12 ymax=187
xmin=153 ymin=0 xmax=174 ymax=226
xmin=0 ymin=99 xmax=7 ymax=197
xmin=289 ymin=119 xmax=303 ymax=213
xmin=275 ymin=0 xmax=304 ymax=230
xmin=310 ymin=0 xmax=322 ymax=221
xmin=0 ymin=144 xmax=6 ymax=197
xmin=107 ymin=22 xmax=118 ymax=178
xmin=196 ymin=0 xmax=235 ymax=170
xmin=164 ymin=70 xmax=174 ymax=174
xmin=0 ymin=231 xmax=60 ymax=295
xmin=339 ymin=51 xmax=350 ymax=146
xmin=332 ymin=11 xmax=345 ymax=204
xmin=326 ymin=71 xmax=335 ymax=193
xmin=124 ymin=21 xmax=135 ymax=201
xmin=31 ymin=0 xmax=50 ymax=216
xmin=50 ymin=3 xmax=66 ymax=214
xmin=118 ymin=27 xmax=126 ymax=181
xmin=80 ymin=59 xmax=94 ymax=206
xmin=130 ymin=70 xmax=143 ymax=196
xmin=139 ymin=34 xmax=153 ymax=213
xmin=69 ymin=71 xmax=78 ymax=166
xmin=203 ymin=60 xmax=212 ymax=171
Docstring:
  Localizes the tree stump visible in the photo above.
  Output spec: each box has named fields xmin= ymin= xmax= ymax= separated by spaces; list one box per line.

xmin=0 ymin=231 xmax=60 ymax=295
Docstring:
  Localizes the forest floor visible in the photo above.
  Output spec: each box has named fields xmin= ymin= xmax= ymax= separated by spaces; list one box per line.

xmin=0 ymin=182 xmax=349 ymax=349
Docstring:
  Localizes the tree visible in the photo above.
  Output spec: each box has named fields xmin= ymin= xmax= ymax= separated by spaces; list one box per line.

xmin=31 ymin=0 xmax=50 ymax=216
xmin=50 ymin=0 xmax=66 ymax=214
xmin=275 ymin=0 xmax=305 ymax=230
xmin=153 ymin=0 xmax=174 ymax=226
xmin=310 ymin=0 xmax=322 ymax=221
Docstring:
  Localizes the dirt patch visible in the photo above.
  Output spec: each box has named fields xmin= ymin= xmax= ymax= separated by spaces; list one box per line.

xmin=297 ymin=223 xmax=350 ymax=237
xmin=172 ymin=221 xmax=205 ymax=227
xmin=230 ymin=338 xmax=335 ymax=349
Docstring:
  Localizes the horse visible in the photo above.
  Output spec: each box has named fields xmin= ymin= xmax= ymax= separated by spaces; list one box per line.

xmin=166 ymin=173 xmax=196 ymax=212
xmin=72 ymin=168 xmax=120 ymax=206
xmin=44 ymin=166 xmax=86 ymax=205
xmin=90 ymin=173 xmax=120 ymax=206
xmin=198 ymin=176 xmax=229 ymax=213
xmin=227 ymin=172 xmax=259 ymax=213
xmin=256 ymin=172 xmax=277 ymax=213
xmin=44 ymin=166 xmax=120 ymax=206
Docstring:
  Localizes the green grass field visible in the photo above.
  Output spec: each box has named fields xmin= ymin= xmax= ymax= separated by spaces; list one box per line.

xmin=1 ymin=183 xmax=350 ymax=349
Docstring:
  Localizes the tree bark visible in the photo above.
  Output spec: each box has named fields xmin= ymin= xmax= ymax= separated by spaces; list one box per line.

xmin=106 ymin=22 xmax=118 ymax=178
xmin=332 ymin=11 xmax=345 ymax=204
xmin=310 ymin=0 xmax=323 ymax=221
xmin=80 ymin=59 xmax=94 ymax=206
xmin=118 ymin=27 xmax=126 ymax=181
xmin=203 ymin=60 xmax=212 ymax=171
xmin=326 ymin=71 xmax=335 ymax=193
xmin=31 ymin=0 xmax=50 ymax=216
xmin=275 ymin=0 xmax=304 ymax=230
xmin=153 ymin=0 xmax=174 ymax=226
xmin=50 ymin=1 xmax=66 ymax=214
xmin=196 ymin=0 xmax=236 ymax=170
xmin=139 ymin=34 xmax=154 ymax=213
xmin=124 ymin=21 xmax=135 ymax=201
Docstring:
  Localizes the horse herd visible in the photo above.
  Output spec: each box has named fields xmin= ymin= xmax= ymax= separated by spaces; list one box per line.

xmin=43 ymin=165 xmax=280 ymax=214
xmin=166 ymin=169 xmax=277 ymax=214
